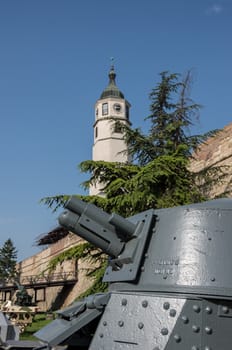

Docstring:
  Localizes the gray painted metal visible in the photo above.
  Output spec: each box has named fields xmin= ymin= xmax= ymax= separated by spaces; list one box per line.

xmin=0 ymin=311 xmax=19 ymax=343
xmin=0 ymin=312 xmax=44 ymax=349
xmin=0 ymin=340 xmax=46 ymax=349
xmin=89 ymin=292 xmax=186 ymax=349
xmin=35 ymin=305 xmax=102 ymax=346
xmin=59 ymin=196 xmax=232 ymax=298
xmin=165 ymin=298 xmax=232 ymax=349
xmin=59 ymin=199 xmax=128 ymax=258
xmin=94 ymin=197 xmax=232 ymax=298
xmin=35 ymin=293 xmax=110 ymax=347
xmin=4 ymin=197 xmax=232 ymax=349
xmin=124 ymin=198 xmax=232 ymax=297
xmin=35 ymin=197 xmax=232 ymax=348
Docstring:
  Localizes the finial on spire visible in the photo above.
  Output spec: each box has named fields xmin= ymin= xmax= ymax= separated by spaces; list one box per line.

xmin=110 ymin=57 xmax=115 ymax=70
xmin=108 ymin=57 xmax=116 ymax=84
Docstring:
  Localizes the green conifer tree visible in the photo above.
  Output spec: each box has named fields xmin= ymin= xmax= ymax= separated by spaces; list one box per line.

xmin=0 ymin=238 xmax=18 ymax=282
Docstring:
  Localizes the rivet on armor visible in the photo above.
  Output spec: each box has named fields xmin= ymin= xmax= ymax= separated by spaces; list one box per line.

xmin=144 ymin=253 xmax=149 ymax=258
xmin=205 ymin=306 xmax=212 ymax=314
xmin=181 ymin=315 xmax=189 ymax=324
xmin=192 ymin=325 xmax=200 ymax=333
xmin=138 ymin=322 xmax=144 ymax=329
xmin=142 ymin=300 xmax=148 ymax=308
xmin=222 ymin=306 xmax=229 ymax=314
xmin=205 ymin=327 xmax=212 ymax=334
xmin=204 ymin=347 xmax=211 ymax=350
xmin=103 ymin=321 xmax=107 ymax=326
xmin=169 ymin=309 xmax=176 ymax=317
xmin=193 ymin=305 xmax=201 ymax=313
xmin=174 ymin=334 xmax=181 ymax=343
xmin=141 ymin=266 xmax=145 ymax=271
xmin=163 ymin=302 xmax=170 ymax=310
xmin=210 ymin=277 xmax=215 ymax=282
xmin=118 ymin=320 xmax=124 ymax=327
xmin=161 ymin=328 xmax=169 ymax=335
xmin=191 ymin=346 xmax=199 ymax=350
xmin=99 ymin=333 xmax=104 ymax=338
xmin=121 ymin=299 xmax=127 ymax=306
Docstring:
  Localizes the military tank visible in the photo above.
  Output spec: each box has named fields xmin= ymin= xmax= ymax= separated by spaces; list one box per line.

xmin=33 ymin=196 xmax=232 ymax=350
xmin=2 ymin=196 xmax=232 ymax=349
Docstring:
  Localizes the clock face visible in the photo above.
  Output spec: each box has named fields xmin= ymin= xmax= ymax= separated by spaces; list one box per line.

xmin=113 ymin=103 xmax=121 ymax=112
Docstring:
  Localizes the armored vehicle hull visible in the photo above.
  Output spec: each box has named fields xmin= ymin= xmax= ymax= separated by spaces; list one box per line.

xmin=2 ymin=197 xmax=232 ymax=349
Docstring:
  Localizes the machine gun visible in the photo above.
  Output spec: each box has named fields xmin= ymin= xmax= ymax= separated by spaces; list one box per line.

xmin=3 ymin=197 xmax=232 ymax=349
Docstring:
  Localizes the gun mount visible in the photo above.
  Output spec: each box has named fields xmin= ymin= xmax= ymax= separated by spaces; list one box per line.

xmin=58 ymin=197 xmax=155 ymax=282
xmin=3 ymin=197 xmax=232 ymax=349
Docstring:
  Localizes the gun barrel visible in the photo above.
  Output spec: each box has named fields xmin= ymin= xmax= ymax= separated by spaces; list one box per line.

xmin=65 ymin=196 xmax=114 ymax=230
xmin=109 ymin=213 xmax=136 ymax=240
xmin=58 ymin=197 xmax=136 ymax=258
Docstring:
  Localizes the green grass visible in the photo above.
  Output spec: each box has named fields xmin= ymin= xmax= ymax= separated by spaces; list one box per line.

xmin=20 ymin=313 xmax=54 ymax=340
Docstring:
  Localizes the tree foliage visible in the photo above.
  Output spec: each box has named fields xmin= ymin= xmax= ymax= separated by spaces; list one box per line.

xmin=120 ymin=71 xmax=216 ymax=164
xmin=0 ymin=238 xmax=18 ymax=282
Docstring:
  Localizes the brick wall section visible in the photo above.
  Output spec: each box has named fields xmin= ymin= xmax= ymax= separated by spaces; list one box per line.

xmin=14 ymin=233 xmax=94 ymax=311
xmin=190 ymin=122 xmax=232 ymax=196
xmin=17 ymin=233 xmax=80 ymax=277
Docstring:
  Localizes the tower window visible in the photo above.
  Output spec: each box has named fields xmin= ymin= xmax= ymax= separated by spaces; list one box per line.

xmin=126 ymin=105 xmax=129 ymax=119
xmin=102 ymin=103 xmax=108 ymax=115
xmin=95 ymin=127 xmax=98 ymax=138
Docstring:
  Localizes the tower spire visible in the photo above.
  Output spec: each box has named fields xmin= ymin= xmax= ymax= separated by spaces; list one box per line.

xmin=100 ymin=59 xmax=124 ymax=99
xmin=108 ymin=57 xmax=116 ymax=85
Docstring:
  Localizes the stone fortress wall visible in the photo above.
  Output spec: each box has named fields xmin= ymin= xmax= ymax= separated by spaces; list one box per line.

xmin=1 ymin=233 xmax=93 ymax=312
xmin=190 ymin=122 xmax=232 ymax=197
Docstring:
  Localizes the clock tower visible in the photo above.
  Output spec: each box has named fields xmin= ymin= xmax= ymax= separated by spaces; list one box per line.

xmin=90 ymin=65 xmax=131 ymax=196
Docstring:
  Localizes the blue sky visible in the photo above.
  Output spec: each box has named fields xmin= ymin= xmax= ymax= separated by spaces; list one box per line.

xmin=0 ymin=0 xmax=231 ymax=261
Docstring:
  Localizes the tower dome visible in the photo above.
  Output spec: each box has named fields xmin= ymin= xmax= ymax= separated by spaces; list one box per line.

xmin=100 ymin=65 xmax=124 ymax=99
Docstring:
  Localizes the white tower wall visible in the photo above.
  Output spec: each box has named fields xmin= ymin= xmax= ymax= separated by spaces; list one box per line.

xmin=90 ymin=67 xmax=131 ymax=196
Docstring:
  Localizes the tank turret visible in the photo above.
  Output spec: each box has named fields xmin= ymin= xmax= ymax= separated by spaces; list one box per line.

xmin=7 ymin=197 xmax=232 ymax=349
